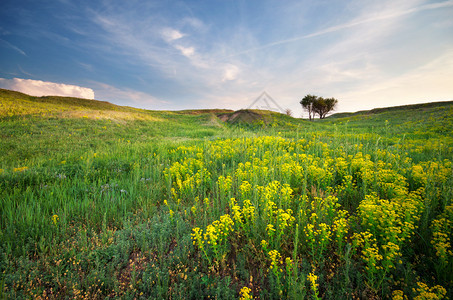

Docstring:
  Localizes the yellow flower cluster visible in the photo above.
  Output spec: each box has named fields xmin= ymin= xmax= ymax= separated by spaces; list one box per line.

xmin=302 ymin=196 xmax=344 ymax=260
xmin=13 ymin=166 xmax=29 ymax=172
xmin=422 ymin=160 xmax=451 ymax=185
xmin=304 ymin=218 xmax=332 ymax=261
xmin=285 ymin=257 xmax=294 ymax=275
xmin=305 ymin=222 xmax=331 ymax=246
xmin=413 ymin=282 xmax=447 ymax=300
xmin=430 ymin=205 xmax=453 ymax=265
xmin=265 ymin=206 xmax=295 ymax=247
xmin=163 ymin=158 xmax=211 ymax=200
xmin=268 ymin=249 xmax=282 ymax=276
xmin=191 ymin=227 xmax=204 ymax=252
xmin=242 ymin=200 xmax=256 ymax=225
xmin=353 ymin=231 xmax=382 ymax=275
xmin=239 ymin=286 xmax=253 ymax=300
xmin=231 ymin=203 xmax=242 ymax=226
xmin=411 ymin=164 xmax=427 ymax=187
xmin=376 ymin=168 xmax=408 ymax=199
xmin=229 ymin=198 xmax=256 ymax=233
xmin=166 ymin=134 xmax=452 ymax=296
xmin=380 ymin=242 xmax=400 ymax=270
xmin=218 ymin=175 xmax=233 ymax=195
xmin=350 ymin=152 xmax=374 ymax=185
xmin=358 ymin=190 xmax=423 ymax=249
xmin=307 ymin=271 xmax=318 ymax=290
xmin=310 ymin=195 xmax=341 ymax=224
xmin=307 ymin=267 xmax=320 ymax=300
xmin=276 ymin=209 xmax=295 ymax=233
xmin=239 ymin=181 xmax=252 ymax=198
xmin=51 ymin=214 xmax=59 ymax=226
xmin=168 ymin=145 xmax=202 ymax=157
xmin=236 ymin=160 xmax=269 ymax=185
xmin=191 ymin=214 xmax=234 ymax=261
xmin=391 ymin=290 xmax=407 ymax=300
xmin=333 ymin=210 xmax=349 ymax=252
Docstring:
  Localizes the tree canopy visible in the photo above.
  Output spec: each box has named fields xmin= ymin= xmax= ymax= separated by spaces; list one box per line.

xmin=300 ymin=95 xmax=338 ymax=120
xmin=300 ymin=94 xmax=317 ymax=120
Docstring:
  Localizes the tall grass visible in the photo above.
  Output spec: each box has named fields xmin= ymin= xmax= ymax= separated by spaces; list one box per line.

xmin=1 ymin=91 xmax=452 ymax=298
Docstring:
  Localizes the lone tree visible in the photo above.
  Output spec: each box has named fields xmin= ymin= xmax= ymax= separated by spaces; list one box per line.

xmin=300 ymin=94 xmax=317 ymax=121
xmin=300 ymin=95 xmax=338 ymax=120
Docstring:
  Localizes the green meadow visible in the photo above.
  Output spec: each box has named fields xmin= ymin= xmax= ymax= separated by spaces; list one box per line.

xmin=1 ymin=88 xmax=452 ymax=299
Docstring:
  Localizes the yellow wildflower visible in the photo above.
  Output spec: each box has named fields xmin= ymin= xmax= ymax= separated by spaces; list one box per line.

xmin=239 ymin=286 xmax=253 ymax=300
xmin=392 ymin=290 xmax=407 ymax=300
xmin=413 ymin=282 xmax=447 ymax=300
xmin=13 ymin=166 xmax=28 ymax=172
xmin=51 ymin=214 xmax=59 ymax=226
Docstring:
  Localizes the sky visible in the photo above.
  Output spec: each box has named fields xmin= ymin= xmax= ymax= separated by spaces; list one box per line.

xmin=1 ymin=0 xmax=453 ymax=117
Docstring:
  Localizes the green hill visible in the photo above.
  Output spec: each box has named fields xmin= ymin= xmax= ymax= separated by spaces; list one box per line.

xmin=323 ymin=100 xmax=453 ymax=139
xmin=0 ymin=89 xmax=307 ymax=164
xmin=0 ymin=88 xmax=159 ymax=121
xmin=1 ymin=89 xmax=452 ymax=299
xmin=329 ymin=100 xmax=453 ymax=119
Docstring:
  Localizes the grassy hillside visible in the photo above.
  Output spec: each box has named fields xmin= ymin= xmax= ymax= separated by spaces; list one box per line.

xmin=0 ymin=90 xmax=452 ymax=299
xmin=329 ymin=100 xmax=453 ymax=118
xmin=328 ymin=101 xmax=453 ymax=137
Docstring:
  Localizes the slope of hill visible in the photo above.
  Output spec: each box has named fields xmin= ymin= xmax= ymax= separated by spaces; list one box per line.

xmin=0 ymin=88 xmax=159 ymax=121
xmin=0 ymin=89 xmax=307 ymax=166
xmin=324 ymin=100 xmax=453 ymax=138
xmin=329 ymin=100 xmax=453 ymax=118
xmin=1 ymin=89 xmax=452 ymax=299
xmin=0 ymin=89 xmax=232 ymax=165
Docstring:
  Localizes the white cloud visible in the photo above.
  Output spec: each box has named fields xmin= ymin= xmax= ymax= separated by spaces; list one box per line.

xmin=81 ymin=0 xmax=453 ymax=114
xmin=90 ymin=81 xmax=169 ymax=110
xmin=181 ymin=17 xmax=206 ymax=31
xmin=161 ymin=28 xmax=184 ymax=42
xmin=222 ymin=64 xmax=240 ymax=81
xmin=0 ymin=78 xmax=95 ymax=99
xmin=88 ymin=7 xmax=242 ymax=95
xmin=174 ymin=45 xmax=195 ymax=57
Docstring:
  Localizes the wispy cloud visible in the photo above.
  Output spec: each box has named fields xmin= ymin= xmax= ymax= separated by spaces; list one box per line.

xmin=174 ymin=45 xmax=195 ymax=58
xmin=222 ymin=64 xmax=240 ymax=82
xmin=90 ymin=81 xmax=169 ymax=109
xmin=123 ymin=0 xmax=451 ymax=113
xmin=1 ymin=0 xmax=451 ymax=113
xmin=302 ymin=0 xmax=453 ymax=38
xmin=227 ymin=0 xmax=453 ymax=58
xmin=220 ymin=0 xmax=453 ymax=111
xmin=87 ymin=6 xmax=246 ymax=97
xmin=161 ymin=28 xmax=184 ymax=42
xmin=0 ymin=38 xmax=26 ymax=56
xmin=0 ymin=78 xmax=95 ymax=99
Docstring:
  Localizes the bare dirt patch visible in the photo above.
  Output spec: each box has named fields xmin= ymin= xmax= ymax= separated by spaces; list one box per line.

xmin=217 ymin=109 xmax=274 ymax=125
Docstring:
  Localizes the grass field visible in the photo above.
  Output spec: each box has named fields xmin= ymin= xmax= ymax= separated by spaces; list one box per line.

xmin=1 ymin=89 xmax=452 ymax=299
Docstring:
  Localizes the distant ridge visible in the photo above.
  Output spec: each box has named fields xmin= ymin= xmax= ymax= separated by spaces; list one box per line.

xmin=2 ymin=88 xmax=452 ymax=119
xmin=0 ymin=88 xmax=160 ymax=121
xmin=0 ymin=88 xmax=121 ymax=111
xmin=329 ymin=100 xmax=453 ymax=119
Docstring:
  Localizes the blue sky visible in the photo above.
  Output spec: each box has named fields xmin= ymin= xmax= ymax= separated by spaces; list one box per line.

xmin=1 ymin=0 xmax=452 ymax=116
